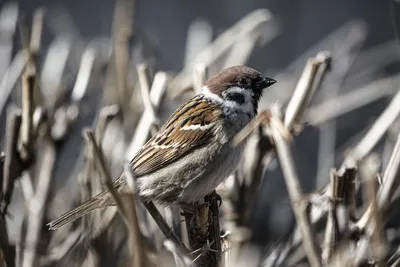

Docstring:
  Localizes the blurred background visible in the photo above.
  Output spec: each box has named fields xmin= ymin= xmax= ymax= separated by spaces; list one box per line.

xmin=1 ymin=0 xmax=400 ymax=266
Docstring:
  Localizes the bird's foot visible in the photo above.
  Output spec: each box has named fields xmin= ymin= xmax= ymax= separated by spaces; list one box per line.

xmin=204 ymin=190 xmax=222 ymax=207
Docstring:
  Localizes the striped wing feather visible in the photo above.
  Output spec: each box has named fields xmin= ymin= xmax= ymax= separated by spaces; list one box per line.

xmin=129 ymin=96 xmax=223 ymax=177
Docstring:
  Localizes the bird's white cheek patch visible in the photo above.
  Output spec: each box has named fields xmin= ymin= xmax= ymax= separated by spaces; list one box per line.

xmin=202 ymin=85 xmax=254 ymax=114
xmin=201 ymin=86 xmax=223 ymax=102
xmin=222 ymin=87 xmax=254 ymax=114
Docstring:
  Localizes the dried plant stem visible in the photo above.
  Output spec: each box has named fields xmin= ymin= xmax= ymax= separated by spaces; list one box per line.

xmin=137 ymin=64 xmax=158 ymax=125
xmin=164 ymin=239 xmax=192 ymax=267
xmin=352 ymin=87 xmax=400 ymax=160
xmin=1 ymin=108 xmax=22 ymax=214
xmin=378 ymin=131 xmax=400 ymax=210
xmin=221 ymin=31 xmax=259 ymax=70
xmin=239 ymin=127 xmax=273 ymax=226
xmin=85 ymin=129 xmax=149 ymax=267
xmin=112 ymin=0 xmax=133 ymax=111
xmin=232 ymin=110 xmax=273 ymax=146
xmin=95 ymin=105 xmax=120 ymax=145
xmin=71 ymin=45 xmax=96 ymax=104
xmin=19 ymin=70 xmax=35 ymax=163
xmin=29 ymin=8 xmax=45 ymax=56
xmin=322 ymin=169 xmax=339 ymax=263
xmin=123 ymin=165 xmax=148 ymax=267
xmin=0 ymin=51 xmax=27 ymax=114
xmin=0 ymin=3 xmax=18 ymax=79
xmin=26 ymin=9 xmax=43 ymax=107
xmin=306 ymin=73 xmax=398 ymax=126
xmin=40 ymin=36 xmax=70 ymax=109
xmin=143 ymin=201 xmax=189 ymax=254
xmin=307 ymin=85 xmax=400 ymax=237
xmin=126 ymin=71 xmax=168 ymax=159
xmin=193 ymin=64 xmax=207 ymax=94
xmin=83 ymin=129 xmax=127 ymax=218
xmin=22 ymin=132 xmax=56 ymax=267
xmin=284 ymin=52 xmax=331 ymax=131
xmin=355 ymin=131 xmax=400 ymax=232
xmin=359 ymin=158 xmax=385 ymax=266
xmin=0 ymin=148 xmax=14 ymax=267
xmin=271 ymin=122 xmax=321 ymax=267
xmin=336 ymin=163 xmax=357 ymax=231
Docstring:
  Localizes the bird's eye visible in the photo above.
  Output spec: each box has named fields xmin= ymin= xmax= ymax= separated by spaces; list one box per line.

xmin=238 ymin=78 xmax=248 ymax=87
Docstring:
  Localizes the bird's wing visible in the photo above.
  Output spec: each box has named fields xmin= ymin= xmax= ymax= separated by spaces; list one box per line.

xmin=129 ymin=95 xmax=224 ymax=177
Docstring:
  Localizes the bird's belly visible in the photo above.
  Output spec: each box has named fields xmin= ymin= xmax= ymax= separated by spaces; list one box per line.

xmin=136 ymin=143 xmax=244 ymax=204
xmin=178 ymin=144 xmax=244 ymax=202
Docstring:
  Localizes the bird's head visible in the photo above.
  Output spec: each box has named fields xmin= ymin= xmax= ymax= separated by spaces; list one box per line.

xmin=202 ymin=66 xmax=276 ymax=114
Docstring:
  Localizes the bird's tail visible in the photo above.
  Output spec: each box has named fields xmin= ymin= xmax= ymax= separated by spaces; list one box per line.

xmin=47 ymin=191 xmax=112 ymax=230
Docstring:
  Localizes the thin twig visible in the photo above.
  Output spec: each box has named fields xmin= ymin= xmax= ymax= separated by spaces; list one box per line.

xmin=0 ymin=150 xmax=14 ymax=267
xmin=0 ymin=51 xmax=27 ymax=114
xmin=45 ymin=7 xmax=85 ymax=70
xmin=19 ymin=68 xmax=36 ymax=163
xmin=29 ymin=8 xmax=45 ymax=56
xmin=306 ymin=75 xmax=399 ymax=125
xmin=112 ymin=0 xmax=134 ymax=110
xmin=316 ymin=28 xmax=367 ymax=187
xmin=124 ymin=164 xmax=148 ymax=267
xmin=126 ymin=71 xmax=168 ymax=159
xmin=22 ymin=131 xmax=56 ymax=267
xmin=193 ymin=64 xmax=207 ymax=94
xmin=183 ymin=19 xmax=212 ymax=69
xmin=137 ymin=64 xmax=158 ymax=126
xmin=222 ymin=30 xmax=274 ymax=70
xmin=308 ymin=85 xmax=400 ymax=231
xmin=270 ymin=119 xmax=321 ymax=267
xmin=0 ymin=2 xmax=18 ymax=79
xmin=232 ymin=110 xmax=273 ymax=146
xmin=322 ymin=169 xmax=339 ymax=263
xmin=94 ymin=105 xmax=120 ymax=145
xmin=71 ymin=45 xmax=97 ymax=104
xmin=335 ymin=161 xmax=357 ymax=231
xmin=284 ymin=52 xmax=331 ymax=131
xmin=164 ymin=239 xmax=191 ymax=267
xmin=378 ymin=131 xmax=400 ymax=210
xmin=40 ymin=36 xmax=70 ymax=108
xmin=1 ymin=108 xmax=22 ymax=214
xmin=143 ymin=201 xmax=189 ymax=254
xmin=354 ymin=131 xmax=400 ymax=232
xmin=352 ymin=87 xmax=400 ymax=160
xmin=357 ymin=157 xmax=386 ymax=266
xmin=83 ymin=129 xmax=127 ymax=218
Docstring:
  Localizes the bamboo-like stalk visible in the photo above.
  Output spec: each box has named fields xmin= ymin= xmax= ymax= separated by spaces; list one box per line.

xmin=19 ymin=69 xmax=35 ymax=163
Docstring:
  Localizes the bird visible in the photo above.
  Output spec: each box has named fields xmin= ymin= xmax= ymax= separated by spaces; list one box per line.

xmin=47 ymin=66 xmax=276 ymax=230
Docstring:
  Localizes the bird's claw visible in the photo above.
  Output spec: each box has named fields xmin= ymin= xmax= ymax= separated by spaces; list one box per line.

xmin=215 ymin=193 xmax=222 ymax=207
xmin=204 ymin=191 xmax=222 ymax=207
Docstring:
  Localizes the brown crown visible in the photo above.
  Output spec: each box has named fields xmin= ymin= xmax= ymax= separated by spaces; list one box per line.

xmin=204 ymin=66 xmax=262 ymax=95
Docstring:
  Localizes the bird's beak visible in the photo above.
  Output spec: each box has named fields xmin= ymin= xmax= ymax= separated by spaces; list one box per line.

xmin=256 ymin=76 xmax=277 ymax=91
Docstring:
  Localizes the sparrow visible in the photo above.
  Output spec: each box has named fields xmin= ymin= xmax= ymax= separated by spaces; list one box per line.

xmin=47 ymin=66 xmax=276 ymax=229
